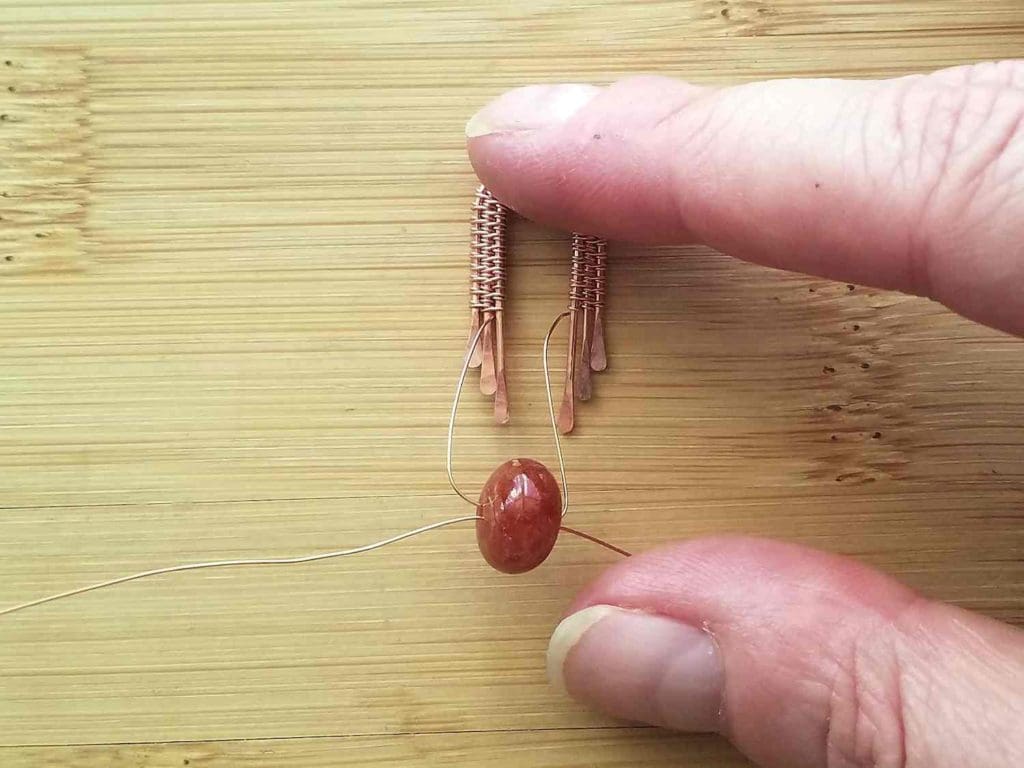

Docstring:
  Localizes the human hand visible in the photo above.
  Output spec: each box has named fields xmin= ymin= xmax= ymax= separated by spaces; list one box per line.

xmin=466 ymin=63 xmax=1024 ymax=768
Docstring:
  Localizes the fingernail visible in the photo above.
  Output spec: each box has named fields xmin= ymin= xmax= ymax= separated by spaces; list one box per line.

xmin=547 ymin=604 xmax=723 ymax=732
xmin=466 ymin=83 xmax=601 ymax=138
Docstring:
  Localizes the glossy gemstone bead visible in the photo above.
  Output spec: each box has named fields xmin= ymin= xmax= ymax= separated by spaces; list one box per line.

xmin=476 ymin=458 xmax=561 ymax=574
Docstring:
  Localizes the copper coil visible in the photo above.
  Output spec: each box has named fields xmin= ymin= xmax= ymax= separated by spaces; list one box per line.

xmin=558 ymin=233 xmax=609 ymax=433
xmin=480 ymin=202 xmax=506 ymax=313
xmin=470 ymin=186 xmax=506 ymax=312
xmin=467 ymin=187 xmax=608 ymax=432
xmin=467 ymin=186 xmax=509 ymax=424
xmin=590 ymin=239 xmax=607 ymax=311
xmin=569 ymin=234 xmax=607 ymax=311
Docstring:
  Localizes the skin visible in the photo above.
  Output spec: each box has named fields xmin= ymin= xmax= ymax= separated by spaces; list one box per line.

xmin=466 ymin=61 xmax=1024 ymax=768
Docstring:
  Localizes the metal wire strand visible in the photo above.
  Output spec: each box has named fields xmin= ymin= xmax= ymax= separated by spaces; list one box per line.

xmin=544 ymin=312 xmax=571 ymax=517
xmin=560 ymin=525 xmax=631 ymax=558
xmin=0 ymin=229 xmax=619 ymax=618
xmin=447 ymin=311 xmax=571 ymax=518
xmin=569 ymin=234 xmax=606 ymax=311
xmin=447 ymin=314 xmax=494 ymax=505
xmin=470 ymin=186 xmax=506 ymax=313
xmin=0 ymin=515 xmax=481 ymax=618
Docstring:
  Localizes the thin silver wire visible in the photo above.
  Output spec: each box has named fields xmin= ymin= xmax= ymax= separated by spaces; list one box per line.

xmin=0 ymin=515 xmax=481 ymax=618
xmin=446 ymin=311 xmax=570 ymax=517
xmin=544 ymin=312 xmax=571 ymax=517
xmin=1 ymin=303 xmax=596 ymax=619
xmin=447 ymin=315 xmax=494 ymax=505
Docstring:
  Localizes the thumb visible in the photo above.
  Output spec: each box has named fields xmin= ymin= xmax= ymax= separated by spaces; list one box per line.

xmin=546 ymin=537 xmax=1024 ymax=768
xmin=465 ymin=64 xmax=1024 ymax=336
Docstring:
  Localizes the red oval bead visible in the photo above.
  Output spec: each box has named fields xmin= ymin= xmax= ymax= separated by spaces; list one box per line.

xmin=476 ymin=458 xmax=561 ymax=574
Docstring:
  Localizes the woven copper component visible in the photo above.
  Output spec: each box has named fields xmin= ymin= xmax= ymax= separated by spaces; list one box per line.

xmin=467 ymin=185 xmax=510 ymax=424
xmin=557 ymin=234 xmax=609 ymax=434
xmin=467 ymin=186 xmax=608 ymax=431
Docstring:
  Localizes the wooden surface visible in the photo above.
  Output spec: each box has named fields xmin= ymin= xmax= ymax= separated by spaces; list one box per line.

xmin=2 ymin=2 xmax=1023 ymax=766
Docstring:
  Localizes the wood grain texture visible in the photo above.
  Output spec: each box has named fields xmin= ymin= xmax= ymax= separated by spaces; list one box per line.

xmin=1 ymin=1 xmax=1022 ymax=766
xmin=7 ymin=730 xmax=748 ymax=768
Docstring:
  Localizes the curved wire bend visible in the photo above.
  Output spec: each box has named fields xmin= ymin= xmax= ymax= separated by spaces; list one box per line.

xmin=543 ymin=312 xmax=571 ymax=517
xmin=447 ymin=316 xmax=493 ymax=505
xmin=1 ymin=309 xmax=607 ymax=619
xmin=447 ymin=311 xmax=571 ymax=518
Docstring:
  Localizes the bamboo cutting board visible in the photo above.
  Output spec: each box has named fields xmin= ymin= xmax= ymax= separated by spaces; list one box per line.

xmin=1 ymin=2 xmax=1023 ymax=766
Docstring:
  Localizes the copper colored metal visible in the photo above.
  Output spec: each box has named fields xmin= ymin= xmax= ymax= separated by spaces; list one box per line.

xmin=468 ymin=186 xmax=509 ymax=423
xmin=589 ymin=238 xmax=608 ymax=371
xmin=557 ymin=308 xmax=578 ymax=434
xmin=0 ymin=201 xmax=621 ymax=618
xmin=467 ymin=186 xmax=607 ymax=432
xmin=0 ymin=303 xmax=631 ymax=618
xmin=560 ymin=234 xmax=609 ymax=433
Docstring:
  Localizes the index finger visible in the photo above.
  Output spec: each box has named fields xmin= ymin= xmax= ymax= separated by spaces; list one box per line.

xmin=466 ymin=65 xmax=1024 ymax=337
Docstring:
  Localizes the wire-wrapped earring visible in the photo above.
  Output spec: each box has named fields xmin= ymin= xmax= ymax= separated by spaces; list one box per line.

xmin=0 ymin=187 xmax=626 ymax=618
xmin=558 ymin=234 xmax=608 ymax=434
xmin=466 ymin=186 xmax=609 ymax=433
xmin=467 ymin=185 xmax=509 ymax=424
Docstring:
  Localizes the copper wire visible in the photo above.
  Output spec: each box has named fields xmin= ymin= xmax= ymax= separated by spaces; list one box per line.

xmin=590 ymin=239 xmax=608 ymax=372
xmin=560 ymin=234 xmax=609 ymax=432
xmin=560 ymin=525 xmax=631 ymax=558
xmin=0 ymin=194 xmax=627 ymax=619
xmin=1 ymin=309 xmax=625 ymax=618
xmin=570 ymin=235 xmax=608 ymax=313
xmin=470 ymin=186 xmax=608 ymax=433
xmin=558 ymin=245 xmax=583 ymax=431
xmin=574 ymin=238 xmax=594 ymax=403
xmin=468 ymin=186 xmax=508 ymax=421
xmin=469 ymin=186 xmax=507 ymax=315
xmin=447 ymin=311 xmax=569 ymax=517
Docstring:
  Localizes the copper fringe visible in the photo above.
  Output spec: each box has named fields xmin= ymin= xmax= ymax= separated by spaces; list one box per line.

xmin=557 ymin=234 xmax=608 ymax=434
xmin=467 ymin=185 xmax=509 ymax=424
xmin=467 ymin=186 xmax=608 ymax=430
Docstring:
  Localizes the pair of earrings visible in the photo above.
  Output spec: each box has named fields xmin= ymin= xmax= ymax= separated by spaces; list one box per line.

xmin=453 ymin=185 xmax=620 ymax=573
xmin=465 ymin=186 xmax=609 ymax=434
xmin=0 ymin=186 xmax=620 ymax=618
